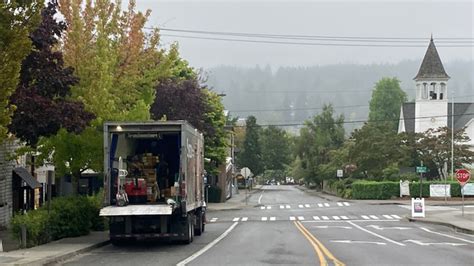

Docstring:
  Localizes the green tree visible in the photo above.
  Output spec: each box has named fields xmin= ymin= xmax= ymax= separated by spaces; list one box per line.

xmin=368 ymin=77 xmax=407 ymax=131
xmin=294 ymin=104 xmax=345 ymax=186
xmin=0 ymin=0 xmax=40 ymax=143
xmin=260 ymin=126 xmax=291 ymax=172
xmin=238 ymin=116 xmax=263 ymax=176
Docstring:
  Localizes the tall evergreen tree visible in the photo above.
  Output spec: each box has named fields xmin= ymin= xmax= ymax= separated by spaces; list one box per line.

xmin=238 ymin=116 xmax=263 ymax=176
xmin=260 ymin=126 xmax=291 ymax=172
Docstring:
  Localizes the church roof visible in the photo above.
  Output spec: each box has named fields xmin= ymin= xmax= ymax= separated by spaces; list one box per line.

xmin=400 ymin=102 xmax=474 ymax=133
xmin=414 ymin=38 xmax=450 ymax=80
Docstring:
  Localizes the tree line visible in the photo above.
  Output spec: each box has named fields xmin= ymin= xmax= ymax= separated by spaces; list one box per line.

xmin=1 ymin=0 xmax=228 ymax=191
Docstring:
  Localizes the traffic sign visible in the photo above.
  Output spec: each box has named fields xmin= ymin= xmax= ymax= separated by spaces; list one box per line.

xmin=455 ymin=169 xmax=471 ymax=186
xmin=416 ymin=166 xmax=427 ymax=173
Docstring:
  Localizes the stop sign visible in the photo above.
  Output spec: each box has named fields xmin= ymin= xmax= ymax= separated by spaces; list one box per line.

xmin=455 ymin=169 xmax=471 ymax=186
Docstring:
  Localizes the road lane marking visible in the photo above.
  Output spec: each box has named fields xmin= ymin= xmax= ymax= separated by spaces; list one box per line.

xmin=298 ymin=216 xmax=305 ymax=221
xmin=347 ymin=221 xmax=405 ymax=246
xmin=285 ymin=204 xmax=291 ymax=209
xmin=266 ymin=206 xmax=272 ymax=210
xmin=177 ymin=222 xmax=239 ymax=266
xmin=289 ymin=216 xmax=296 ymax=221
xmin=304 ymin=204 xmax=310 ymax=208
xmin=383 ymin=215 xmax=393 ymax=219
xmin=295 ymin=221 xmax=345 ymax=266
xmin=331 ymin=240 xmax=386 ymax=245
xmin=314 ymin=226 xmax=352 ymax=229
xmin=294 ymin=221 xmax=327 ymax=265
xmin=333 ymin=216 xmax=341 ymax=220
xmin=232 ymin=217 xmax=240 ymax=222
xmin=340 ymin=216 xmax=349 ymax=220
xmin=261 ymin=217 xmax=268 ymax=221
xmin=313 ymin=216 xmax=320 ymax=220
xmin=361 ymin=215 xmax=370 ymax=220
xmin=404 ymin=240 xmax=467 ymax=246
xmin=337 ymin=202 xmax=343 ymax=206
xmin=343 ymin=202 xmax=350 ymax=206
xmin=210 ymin=218 xmax=218 ymax=223
xmin=324 ymin=203 xmax=330 ymax=207
xmin=318 ymin=203 xmax=323 ymax=207
xmin=280 ymin=205 xmax=284 ymax=209
xmin=322 ymin=216 xmax=329 ymax=220
xmin=270 ymin=217 xmax=276 ymax=221
xmin=258 ymin=192 xmax=264 ymax=204
xmin=298 ymin=204 xmax=304 ymax=208
xmin=260 ymin=206 xmax=265 ymax=210
xmin=241 ymin=217 xmax=248 ymax=222
xmin=420 ymin=227 xmax=474 ymax=244
xmin=369 ymin=215 xmax=379 ymax=220
xmin=366 ymin=225 xmax=412 ymax=230
xmin=390 ymin=215 xmax=401 ymax=219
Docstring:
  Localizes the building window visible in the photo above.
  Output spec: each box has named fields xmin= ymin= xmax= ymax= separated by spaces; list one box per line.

xmin=430 ymin=82 xmax=437 ymax=100
xmin=440 ymin=83 xmax=446 ymax=100
xmin=422 ymin=83 xmax=428 ymax=99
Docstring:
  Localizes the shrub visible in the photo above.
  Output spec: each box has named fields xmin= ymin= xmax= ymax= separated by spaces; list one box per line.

xmin=10 ymin=209 xmax=49 ymax=247
xmin=352 ymin=181 xmax=399 ymax=199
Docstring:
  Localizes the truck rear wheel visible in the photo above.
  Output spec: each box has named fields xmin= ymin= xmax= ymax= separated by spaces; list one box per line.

xmin=194 ymin=211 xmax=204 ymax=236
xmin=184 ymin=215 xmax=194 ymax=244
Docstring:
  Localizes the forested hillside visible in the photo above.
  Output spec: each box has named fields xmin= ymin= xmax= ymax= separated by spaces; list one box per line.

xmin=206 ymin=60 xmax=473 ymax=134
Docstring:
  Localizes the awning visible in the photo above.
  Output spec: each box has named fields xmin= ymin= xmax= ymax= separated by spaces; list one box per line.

xmin=13 ymin=167 xmax=42 ymax=188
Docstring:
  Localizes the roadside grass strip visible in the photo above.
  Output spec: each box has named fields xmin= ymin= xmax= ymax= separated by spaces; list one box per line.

xmin=294 ymin=221 xmax=345 ymax=266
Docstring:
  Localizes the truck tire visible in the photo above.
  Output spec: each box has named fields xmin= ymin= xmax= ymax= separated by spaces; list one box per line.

xmin=194 ymin=211 xmax=203 ymax=236
xmin=184 ymin=215 xmax=194 ymax=244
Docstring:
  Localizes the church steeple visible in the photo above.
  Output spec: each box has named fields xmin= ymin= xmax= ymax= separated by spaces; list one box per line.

xmin=414 ymin=37 xmax=450 ymax=80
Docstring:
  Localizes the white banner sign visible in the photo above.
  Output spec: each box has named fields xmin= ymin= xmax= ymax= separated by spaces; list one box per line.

xmin=400 ymin=180 xmax=410 ymax=197
xmin=429 ymin=184 xmax=451 ymax=197
xmin=462 ymin=183 xmax=474 ymax=196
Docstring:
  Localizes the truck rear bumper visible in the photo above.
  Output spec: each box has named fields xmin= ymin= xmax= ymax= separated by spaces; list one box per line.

xmin=111 ymin=233 xmax=185 ymax=240
xmin=100 ymin=205 xmax=173 ymax=216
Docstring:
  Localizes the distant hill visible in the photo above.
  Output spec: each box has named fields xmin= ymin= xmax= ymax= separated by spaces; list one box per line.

xmin=205 ymin=60 xmax=473 ymax=134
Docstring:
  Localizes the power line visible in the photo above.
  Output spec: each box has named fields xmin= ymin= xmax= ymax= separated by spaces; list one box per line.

xmin=160 ymin=34 xmax=474 ymax=48
xmin=157 ymin=27 xmax=474 ymax=42
xmin=235 ymin=112 xmax=474 ymax=127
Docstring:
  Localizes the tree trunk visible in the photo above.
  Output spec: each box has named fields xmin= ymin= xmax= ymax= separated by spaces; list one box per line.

xmin=71 ymin=170 xmax=81 ymax=196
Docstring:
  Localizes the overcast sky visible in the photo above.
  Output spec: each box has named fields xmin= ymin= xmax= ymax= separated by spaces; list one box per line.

xmin=132 ymin=0 xmax=473 ymax=69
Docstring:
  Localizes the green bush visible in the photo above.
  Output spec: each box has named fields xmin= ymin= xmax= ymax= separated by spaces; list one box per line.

xmin=352 ymin=181 xmax=399 ymax=199
xmin=10 ymin=209 xmax=49 ymax=247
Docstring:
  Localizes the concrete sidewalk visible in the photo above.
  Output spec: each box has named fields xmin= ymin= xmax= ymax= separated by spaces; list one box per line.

xmin=298 ymin=185 xmax=474 ymax=234
xmin=207 ymin=185 xmax=263 ymax=211
xmin=0 ymin=231 xmax=109 ymax=265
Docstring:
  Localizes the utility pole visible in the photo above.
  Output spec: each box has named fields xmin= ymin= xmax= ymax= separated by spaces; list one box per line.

xmin=451 ymin=90 xmax=454 ymax=181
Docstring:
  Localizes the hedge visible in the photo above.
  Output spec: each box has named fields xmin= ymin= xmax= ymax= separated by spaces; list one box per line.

xmin=352 ymin=181 xmax=399 ymax=200
xmin=10 ymin=192 xmax=105 ymax=248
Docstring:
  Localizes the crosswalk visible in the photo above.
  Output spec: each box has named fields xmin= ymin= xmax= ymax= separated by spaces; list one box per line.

xmin=266 ymin=202 xmax=351 ymax=210
xmin=209 ymin=214 xmax=402 ymax=223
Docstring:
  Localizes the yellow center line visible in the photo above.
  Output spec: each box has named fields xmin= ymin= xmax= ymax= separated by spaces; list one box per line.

xmin=295 ymin=221 xmax=346 ymax=266
xmin=294 ymin=221 xmax=327 ymax=265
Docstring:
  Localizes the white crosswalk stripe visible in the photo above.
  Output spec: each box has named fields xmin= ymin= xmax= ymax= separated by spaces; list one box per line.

xmin=261 ymin=217 xmax=268 ymax=221
xmin=322 ymin=216 xmax=329 ymax=220
xmin=232 ymin=217 xmax=240 ymax=222
xmin=318 ymin=203 xmax=323 ymax=207
xmin=298 ymin=204 xmax=304 ymax=208
xmin=343 ymin=202 xmax=350 ymax=206
xmin=383 ymin=215 xmax=393 ymax=219
xmin=297 ymin=216 xmax=305 ymax=221
xmin=266 ymin=206 xmax=272 ymax=210
xmin=337 ymin=202 xmax=343 ymax=206
xmin=332 ymin=216 xmax=341 ymax=220
xmin=361 ymin=215 xmax=370 ymax=220
xmin=270 ymin=217 xmax=276 ymax=221
xmin=280 ymin=205 xmax=284 ymax=209
xmin=324 ymin=203 xmax=330 ymax=207
xmin=391 ymin=214 xmax=401 ymax=219
xmin=340 ymin=216 xmax=349 ymax=220
xmin=241 ymin=217 xmax=248 ymax=222
xmin=313 ymin=216 xmax=320 ymax=220
xmin=285 ymin=205 xmax=291 ymax=209
xmin=210 ymin=218 xmax=218 ymax=222
xmin=260 ymin=206 xmax=265 ymax=210
xmin=369 ymin=215 xmax=379 ymax=220
xmin=289 ymin=216 xmax=296 ymax=221
xmin=304 ymin=204 xmax=310 ymax=208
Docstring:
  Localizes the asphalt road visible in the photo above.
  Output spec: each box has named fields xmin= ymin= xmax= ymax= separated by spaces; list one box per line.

xmin=63 ymin=185 xmax=474 ymax=265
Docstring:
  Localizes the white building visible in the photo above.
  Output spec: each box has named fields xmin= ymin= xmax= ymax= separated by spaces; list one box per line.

xmin=398 ymin=38 xmax=474 ymax=147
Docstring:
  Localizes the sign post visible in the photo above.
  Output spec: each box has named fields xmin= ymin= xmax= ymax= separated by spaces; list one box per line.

xmin=416 ymin=162 xmax=427 ymax=198
xmin=455 ymin=169 xmax=471 ymax=216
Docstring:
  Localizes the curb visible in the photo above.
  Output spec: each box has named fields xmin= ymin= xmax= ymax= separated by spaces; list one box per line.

xmin=39 ymin=239 xmax=110 ymax=266
xmin=407 ymin=217 xmax=474 ymax=235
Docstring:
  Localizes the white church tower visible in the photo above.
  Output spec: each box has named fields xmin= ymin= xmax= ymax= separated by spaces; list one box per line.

xmin=413 ymin=37 xmax=450 ymax=133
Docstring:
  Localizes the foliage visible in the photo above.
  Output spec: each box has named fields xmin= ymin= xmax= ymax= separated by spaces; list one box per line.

xmin=0 ymin=0 xmax=40 ymax=143
xmin=8 ymin=1 xmax=93 ymax=147
xmin=237 ymin=116 xmax=263 ymax=176
xmin=260 ymin=126 xmax=292 ymax=172
xmin=263 ymin=169 xmax=286 ymax=182
xmin=413 ymin=127 xmax=474 ymax=179
xmin=349 ymin=122 xmax=410 ymax=179
xmin=294 ymin=104 xmax=345 ymax=185
xmin=351 ymin=181 xmax=400 ymax=200
xmin=10 ymin=192 xmax=104 ymax=247
xmin=368 ymin=77 xmax=407 ymax=131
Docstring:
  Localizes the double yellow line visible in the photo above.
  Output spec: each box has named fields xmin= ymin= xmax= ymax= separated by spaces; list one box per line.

xmin=294 ymin=221 xmax=345 ymax=266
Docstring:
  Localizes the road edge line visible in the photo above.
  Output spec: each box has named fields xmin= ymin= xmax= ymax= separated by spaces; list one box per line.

xmin=420 ymin=227 xmax=474 ymax=244
xmin=177 ymin=221 xmax=239 ymax=266
xmin=347 ymin=221 xmax=405 ymax=246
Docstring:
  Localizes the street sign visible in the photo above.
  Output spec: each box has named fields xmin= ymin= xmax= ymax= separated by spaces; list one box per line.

xmin=416 ymin=166 xmax=427 ymax=173
xmin=455 ymin=169 xmax=471 ymax=186
xmin=240 ymin=167 xmax=252 ymax=178
xmin=336 ymin=169 xmax=343 ymax=178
